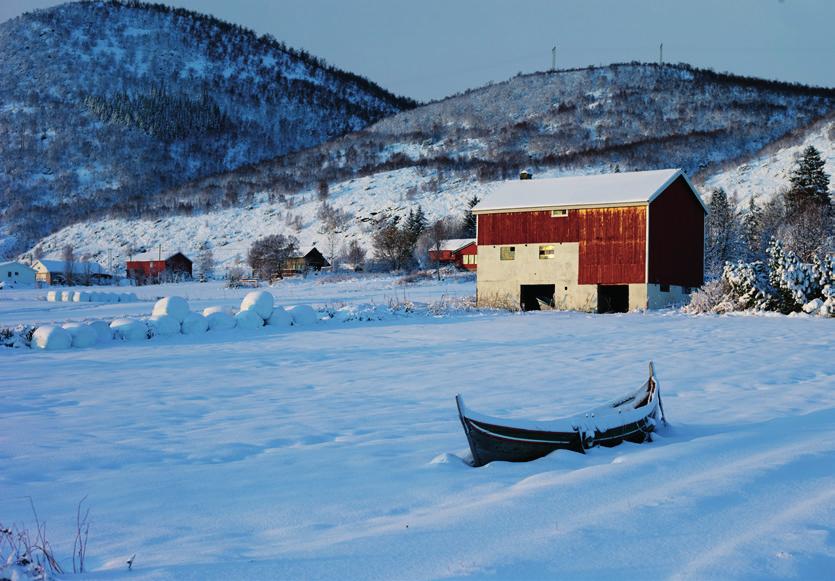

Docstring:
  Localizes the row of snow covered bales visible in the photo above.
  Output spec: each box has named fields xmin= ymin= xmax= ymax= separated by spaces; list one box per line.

xmin=31 ymin=291 xmax=317 ymax=349
xmin=47 ymin=290 xmax=138 ymax=303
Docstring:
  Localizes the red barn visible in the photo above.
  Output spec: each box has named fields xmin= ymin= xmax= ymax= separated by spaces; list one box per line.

xmin=428 ymin=239 xmax=477 ymax=270
xmin=126 ymin=251 xmax=193 ymax=284
xmin=473 ymin=169 xmax=706 ymax=312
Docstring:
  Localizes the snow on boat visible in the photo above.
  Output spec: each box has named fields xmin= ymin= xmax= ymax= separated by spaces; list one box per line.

xmin=456 ymin=362 xmax=666 ymax=466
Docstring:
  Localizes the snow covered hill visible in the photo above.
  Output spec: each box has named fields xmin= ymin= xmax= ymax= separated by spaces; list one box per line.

xmin=700 ymin=113 xmax=835 ymax=203
xmin=0 ymin=0 xmax=414 ymax=256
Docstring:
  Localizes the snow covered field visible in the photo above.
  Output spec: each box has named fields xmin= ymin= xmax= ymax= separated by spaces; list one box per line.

xmin=2 ymin=276 xmax=834 ymax=580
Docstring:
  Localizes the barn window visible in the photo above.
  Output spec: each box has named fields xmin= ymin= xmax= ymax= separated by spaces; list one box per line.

xmin=500 ymin=246 xmax=515 ymax=260
xmin=551 ymin=209 xmax=568 ymax=218
xmin=660 ymin=284 xmax=670 ymax=293
xmin=539 ymin=245 xmax=555 ymax=259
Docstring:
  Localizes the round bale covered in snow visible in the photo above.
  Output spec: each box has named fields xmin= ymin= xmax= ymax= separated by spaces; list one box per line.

xmin=203 ymin=306 xmax=236 ymax=331
xmin=152 ymin=296 xmax=190 ymax=323
xmin=61 ymin=323 xmax=98 ymax=348
xmin=32 ymin=325 xmax=72 ymax=350
xmin=181 ymin=312 xmax=208 ymax=334
xmin=149 ymin=314 xmax=181 ymax=336
xmin=234 ymin=309 xmax=264 ymax=330
xmin=88 ymin=320 xmax=113 ymax=342
xmin=110 ymin=318 xmax=148 ymax=341
xmin=287 ymin=304 xmax=318 ymax=326
xmin=240 ymin=291 xmax=274 ymax=320
xmin=266 ymin=305 xmax=293 ymax=327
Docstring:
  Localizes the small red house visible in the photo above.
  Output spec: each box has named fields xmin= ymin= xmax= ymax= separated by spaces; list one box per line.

xmin=429 ymin=239 xmax=477 ymax=270
xmin=126 ymin=251 xmax=193 ymax=284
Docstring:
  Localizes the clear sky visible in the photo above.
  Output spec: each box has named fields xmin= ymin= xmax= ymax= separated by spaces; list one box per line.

xmin=2 ymin=0 xmax=834 ymax=102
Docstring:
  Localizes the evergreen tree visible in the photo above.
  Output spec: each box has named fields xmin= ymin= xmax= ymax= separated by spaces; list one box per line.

xmin=786 ymin=145 xmax=831 ymax=214
xmin=196 ymin=240 xmax=215 ymax=280
xmin=741 ymin=194 xmax=763 ymax=260
xmin=705 ymin=188 xmax=741 ymax=278
xmin=463 ymin=194 xmax=480 ymax=237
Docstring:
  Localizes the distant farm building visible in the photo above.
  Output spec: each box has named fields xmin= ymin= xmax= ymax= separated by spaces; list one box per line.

xmin=126 ymin=251 xmax=193 ymax=284
xmin=0 ymin=261 xmax=36 ymax=287
xmin=473 ymin=169 xmax=706 ymax=312
xmin=32 ymin=259 xmax=111 ymax=286
xmin=282 ymin=247 xmax=330 ymax=277
xmin=428 ymin=239 xmax=477 ymax=271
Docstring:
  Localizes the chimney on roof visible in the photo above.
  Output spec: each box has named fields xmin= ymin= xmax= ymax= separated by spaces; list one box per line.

xmin=519 ymin=169 xmax=533 ymax=180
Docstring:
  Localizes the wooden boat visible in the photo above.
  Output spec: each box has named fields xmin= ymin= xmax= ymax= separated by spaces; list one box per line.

xmin=456 ymin=362 xmax=666 ymax=467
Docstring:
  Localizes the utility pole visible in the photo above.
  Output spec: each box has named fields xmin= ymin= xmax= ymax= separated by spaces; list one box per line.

xmin=551 ymin=45 xmax=556 ymax=71
xmin=659 ymin=43 xmax=663 ymax=66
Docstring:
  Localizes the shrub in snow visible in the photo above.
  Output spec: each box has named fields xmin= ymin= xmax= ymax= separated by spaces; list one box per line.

xmin=181 ymin=312 xmax=208 ymax=334
xmin=32 ymin=325 xmax=72 ymax=350
xmin=149 ymin=314 xmax=181 ymax=336
xmin=266 ymin=306 xmax=293 ymax=327
xmin=88 ymin=320 xmax=113 ymax=342
xmin=152 ymin=296 xmax=190 ymax=322
xmin=802 ymin=298 xmax=824 ymax=314
xmin=287 ymin=304 xmax=319 ymax=325
xmin=722 ymin=260 xmax=774 ymax=311
xmin=203 ymin=306 xmax=237 ymax=330
xmin=61 ymin=290 xmax=73 ymax=301
xmin=47 ymin=290 xmax=60 ymax=302
xmin=240 ymin=291 xmax=274 ymax=319
xmin=61 ymin=323 xmax=98 ymax=348
xmin=767 ymin=239 xmax=820 ymax=313
xmin=1 ymin=324 xmax=36 ymax=348
xmin=234 ymin=309 xmax=264 ymax=330
xmin=110 ymin=318 xmax=148 ymax=341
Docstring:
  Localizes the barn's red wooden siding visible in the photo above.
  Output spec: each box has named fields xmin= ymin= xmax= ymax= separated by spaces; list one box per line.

xmin=477 ymin=210 xmax=579 ymax=246
xmin=648 ymin=176 xmax=705 ymax=287
xmin=577 ymin=207 xmax=646 ymax=285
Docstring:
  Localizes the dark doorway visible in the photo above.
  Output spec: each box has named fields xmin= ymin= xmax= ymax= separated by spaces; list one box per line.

xmin=520 ymin=284 xmax=555 ymax=311
xmin=597 ymin=285 xmax=629 ymax=313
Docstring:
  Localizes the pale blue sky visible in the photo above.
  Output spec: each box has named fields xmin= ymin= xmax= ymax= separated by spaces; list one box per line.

xmin=2 ymin=0 xmax=834 ymax=101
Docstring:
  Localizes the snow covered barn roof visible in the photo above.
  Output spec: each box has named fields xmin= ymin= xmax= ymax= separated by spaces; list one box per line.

xmin=473 ymin=169 xmax=707 ymax=213
xmin=34 ymin=259 xmax=107 ymax=275
xmin=129 ymin=250 xmax=190 ymax=262
xmin=439 ymin=239 xmax=476 ymax=252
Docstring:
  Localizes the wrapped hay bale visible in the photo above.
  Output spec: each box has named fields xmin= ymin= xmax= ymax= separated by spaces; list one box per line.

xmin=61 ymin=290 xmax=73 ymax=301
xmin=32 ymin=325 xmax=72 ymax=350
xmin=234 ymin=309 xmax=264 ymax=330
xmin=89 ymin=320 xmax=113 ymax=342
xmin=287 ymin=304 xmax=318 ymax=326
xmin=266 ymin=305 xmax=293 ymax=327
xmin=61 ymin=323 xmax=98 ymax=348
xmin=47 ymin=291 xmax=60 ymax=302
xmin=181 ymin=312 xmax=208 ymax=334
xmin=152 ymin=296 xmax=190 ymax=323
xmin=203 ymin=306 xmax=236 ymax=331
xmin=240 ymin=291 xmax=274 ymax=319
xmin=73 ymin=291 xmax=91 ymax=302
xmin=110 ymin=318 xmax=148 ymax=341
xmin=149 ymin=314 xmax=181 ymax=336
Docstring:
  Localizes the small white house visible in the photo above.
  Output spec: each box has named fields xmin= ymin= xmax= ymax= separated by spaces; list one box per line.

xmin=0 ymin=261 xmax=37 ymax=288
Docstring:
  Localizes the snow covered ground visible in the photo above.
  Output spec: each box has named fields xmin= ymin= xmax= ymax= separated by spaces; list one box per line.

xmin=2 ymin=276 xmax=835 ymax=580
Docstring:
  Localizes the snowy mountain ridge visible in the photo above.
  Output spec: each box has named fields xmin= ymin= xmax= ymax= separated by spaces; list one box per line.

xmin=0 ymin=0 xmax=414 ymax=256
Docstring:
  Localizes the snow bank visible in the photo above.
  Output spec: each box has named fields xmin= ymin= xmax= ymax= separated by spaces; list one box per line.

xmin=181 ymin=312 xmax=208 ymax=335
xmin=203 ymin=306 xmax=236 ymax=330
xmin=266 ymin=306 xmax=293 ymax=327
xmin=61 ymin=322 xmax=98 ymax=348
xmin=234 ymin=309 xmax=264 ymax=330
xmin=110 ymin=318 xmax=148 ymax=341
xmin=32 ymin=325 xmax=72 ymax=350
xmin=149 ymin=314 xmax=181 ymax=336
xmin=240 ymin=291 xmax=274 ymax=319
xmin=287 ymin=304 xmax=318 ymax=326
xmin=89 ymin=320 xmax=113 ymax=342
xmin=152 ymin=296 xmax=190 ymax=323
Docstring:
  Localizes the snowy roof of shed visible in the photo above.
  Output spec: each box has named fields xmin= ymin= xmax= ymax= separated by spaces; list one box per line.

xmin=0 ymin=261 xmax=35 ymax=271
xmin=34 ymin=259 xmax=107 ymax=274
xmin=439 ymin=239 xmax=476 ymax=252
xmin=473 ymin=168 xmax=706 ymax=212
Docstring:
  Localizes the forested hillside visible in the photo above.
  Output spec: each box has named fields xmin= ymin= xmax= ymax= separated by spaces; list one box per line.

xmin=0 ymin=0 xmax=414 ymax=256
